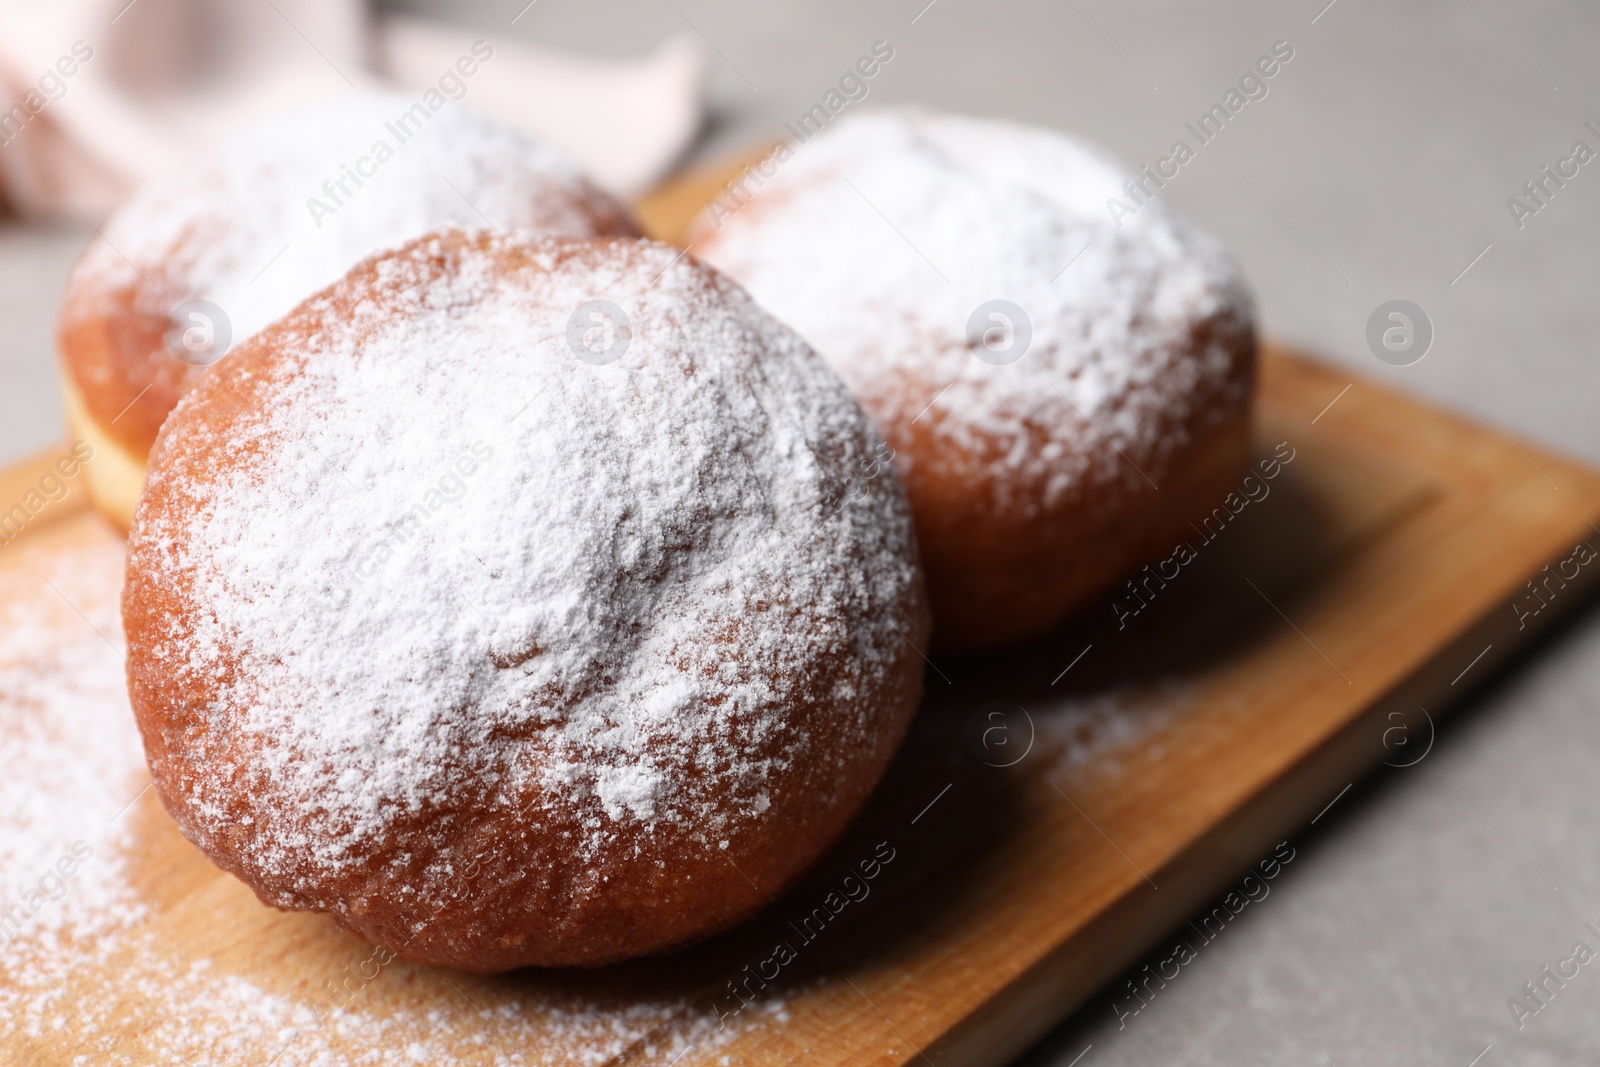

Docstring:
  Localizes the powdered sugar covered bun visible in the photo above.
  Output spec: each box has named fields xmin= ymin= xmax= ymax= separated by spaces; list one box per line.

xmin=122 ymin=229 xmax=929 ymax=971
xmin=60 ymin=91 xmax=636 ymax=528
xmin=695 ymin=107 xmax=1256 ymax=651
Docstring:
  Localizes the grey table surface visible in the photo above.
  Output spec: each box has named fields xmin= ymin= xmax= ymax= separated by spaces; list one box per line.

xmin=7 ymin=0 xmax=1599 ymax=1062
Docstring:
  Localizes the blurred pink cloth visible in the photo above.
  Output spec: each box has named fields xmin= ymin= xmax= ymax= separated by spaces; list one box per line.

xmin=0 ymin=0 xmax=706 ymax=220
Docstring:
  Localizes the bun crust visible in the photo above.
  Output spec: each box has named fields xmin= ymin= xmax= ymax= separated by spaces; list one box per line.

xmin=123 ymin=229 xmax=929 ymax=971
xmin=696 ymin=108 xmax=1257 ymax=650
xmin=60 ymin=93 xmax=638 ymax=528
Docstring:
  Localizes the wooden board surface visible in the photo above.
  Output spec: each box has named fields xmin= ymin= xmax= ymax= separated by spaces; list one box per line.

xmin=5 ymin=157 xmax=1600 ymax=1066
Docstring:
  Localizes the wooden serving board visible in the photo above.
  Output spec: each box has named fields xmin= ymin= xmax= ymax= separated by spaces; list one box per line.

xmin=4 ymin=157 xmax=1600 ymax=1066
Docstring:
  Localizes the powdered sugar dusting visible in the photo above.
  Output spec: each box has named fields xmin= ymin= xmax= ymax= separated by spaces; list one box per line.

xmin=696 ymin=107 xmax=1254 ymax=508
xmin=76 ymin=90 xmax=630 ymax=346
xmin=125 ymin=230 xmax=926 ymax=962
xmin=0 ymin=521 xmax=770 ymax=1065
xmin=1039 ymin=680 xmax=1193 ymax=782
xmin=0 ymin=530 xmax=145 ymax=971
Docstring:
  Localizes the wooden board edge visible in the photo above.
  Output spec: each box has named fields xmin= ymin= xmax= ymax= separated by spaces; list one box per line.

xmin=0 ymin=442 xmax=95 ymax=552
xmin=925 ymin=523 xmax=1600 ymax=1066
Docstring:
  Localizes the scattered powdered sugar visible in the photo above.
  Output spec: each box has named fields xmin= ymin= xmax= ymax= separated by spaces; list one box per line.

xmin=75 ymin=90 xmax=630 ymax=346
xmin=696 ymin=107 xmax=1255 ymax=508
xmin=127 ymin=231 xmax=925 ymax=928
xmin=0 ymin=531 xmax=146 ymax=976
xmin=1037 ymin=680 xmax=1193 ymax=782
xmin=0 ymin=522 xmax=766 ymax=1066
xmin=0 ymin=496 xmax=1184 ymax=1062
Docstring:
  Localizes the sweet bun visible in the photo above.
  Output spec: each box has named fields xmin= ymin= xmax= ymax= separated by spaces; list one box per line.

xmin=122 ymin=228 xmax=929 ymax=971
xmin=60 ymin=92 xmax=637 ymax=529
xmin=695 ymin=107 xmax=1256 ymax=651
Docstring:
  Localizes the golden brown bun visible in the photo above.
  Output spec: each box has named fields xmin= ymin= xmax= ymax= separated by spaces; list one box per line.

xmin=59 ymin=94 xmax=638 ymax=528
xmin=59 ymin=370 xmax=147 ymax=531
xmin=694 ymin=107 xmax=1258 ymax=651
xmin=123 ymin=229 xmax=929 ymax=971
xmin=891 ymin=364 xmax=1253 ymax=650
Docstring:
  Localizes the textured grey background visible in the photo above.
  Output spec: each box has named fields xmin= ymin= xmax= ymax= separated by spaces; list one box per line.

xmin=7 ymin=0 xmax=1600 ymax=1062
